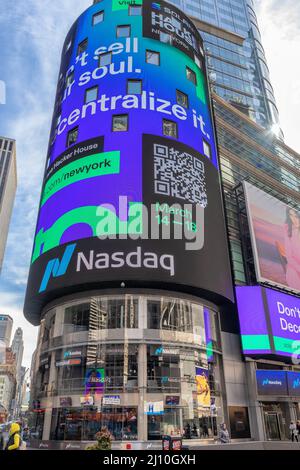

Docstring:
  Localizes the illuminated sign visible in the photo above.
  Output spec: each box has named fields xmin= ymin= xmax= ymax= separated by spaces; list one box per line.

xmin=80 ymin=396 xmax=94 ymax=406
xmin=287 ymin=371 xmax=300 ymax=396
xmin=24 ymin=0 xmax=233 ymax=325
xmin=85 ymin=368 xmax=107 ymax=395
xmin=55 ymin=358 xmax=81 ymax=367
xmin=103 ymin=395 xmax=121 ymax=405
xmin=144 ymin=401 xmax=164 ymax=415
xmin=196 ymin=367 xmax=210 ymax=408
xmin=236 ymin=285 xmax=300 ymax=358
xmin=244 ymin=182 xmax=300 ymax=296
xmin=256 ymin=370 xmax=288 ymax=396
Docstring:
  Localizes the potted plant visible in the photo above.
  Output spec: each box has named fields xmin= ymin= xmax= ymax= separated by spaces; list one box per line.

xmin=86 ymin=427 xmax=112 ymax=450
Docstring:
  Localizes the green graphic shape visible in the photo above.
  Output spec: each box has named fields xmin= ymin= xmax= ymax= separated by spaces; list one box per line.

xmin=112 ymin=0 xmax=143 ymax=11
xmin=32 ymin=203 xmax=143 ymax=263
xmin=241 ymin=334 xmax=271 ymax=352
xmin=41 ymin=151 xmax=120 ymax=206
xmin=273 ymin=336 xmax=298 ymax=355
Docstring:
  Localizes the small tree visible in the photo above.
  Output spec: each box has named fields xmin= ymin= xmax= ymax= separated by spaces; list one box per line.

xmin=86 ymin=427 xmax=112 ymax=451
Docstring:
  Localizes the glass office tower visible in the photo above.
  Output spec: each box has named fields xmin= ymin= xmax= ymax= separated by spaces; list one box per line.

xmin=168 ymin=0 xmax=281 ymax=133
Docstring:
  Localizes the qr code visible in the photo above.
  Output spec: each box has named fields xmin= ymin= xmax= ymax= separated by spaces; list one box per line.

xmin=153 ymin=144 xmax=208 ymax=207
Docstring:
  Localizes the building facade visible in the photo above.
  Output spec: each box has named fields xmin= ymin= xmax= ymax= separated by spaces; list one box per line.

xmin=214 ymin=92 xmax=300 ymax=441
xmin=11 ymin=328 xmax=24 ymax=418
xmin=25 ymin=0 xmax=235 ymax=445
xmin=167 ymin=0 xmax=281 ymax=133
xmin=0 ymin=347 xmax=17 ymax=420
xmin=0 ymin=137 xmax=17 ymax=273
xmin=0 ymin=315 xmax=13 ymax=348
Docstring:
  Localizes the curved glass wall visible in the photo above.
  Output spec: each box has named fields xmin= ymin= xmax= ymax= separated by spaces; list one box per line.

xmin=29 ymin=293 xmax=225 ymax=442
xmin=168 ymin=0 xmax=281 ymax=131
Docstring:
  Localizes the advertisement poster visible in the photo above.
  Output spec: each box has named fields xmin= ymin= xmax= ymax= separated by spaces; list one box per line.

xmin=236 ymin=285 xmax=300 ymax=358
xmin=195 ymin=367 xmax=210 ymax=408
xmin=84 ymin=368 xmax=106 ymax=395
xmin=244 ymin=181 xmax=300 ymax=295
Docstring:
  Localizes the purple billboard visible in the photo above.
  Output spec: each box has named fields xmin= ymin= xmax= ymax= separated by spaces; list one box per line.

xmin=236 ymin=285 xmax=300 ymax=359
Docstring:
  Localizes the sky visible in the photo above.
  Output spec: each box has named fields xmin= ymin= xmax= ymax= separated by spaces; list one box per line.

xmin=0 ymin=0 xmax=299 ymax=369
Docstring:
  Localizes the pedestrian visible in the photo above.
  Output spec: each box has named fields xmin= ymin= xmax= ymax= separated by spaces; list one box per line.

xmin=203 ymin=422 xmax=209 ymax=438
xmin=289 ymin=421 xmax=297 ymax=442
xmin=184 ymin=423 xmax=191 ymax=439
xmin=296 ymin=421 xmax=300 ymax=442
xmin=192 ymin=423 xmax=198 ymax=437
xmin=22 ymin=427 xmax=30 ymax=442
xmin=5 ymin=422 xmax=21 ymax=451
xmin=218 ymin=423 xmax=230 ymax=444
xmin=0 ymin=429 xmax=4 ymax=450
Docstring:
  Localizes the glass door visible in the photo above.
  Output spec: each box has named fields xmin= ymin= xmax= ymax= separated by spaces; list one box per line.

xmin=265 ymin=412 xmax=281 ymax=440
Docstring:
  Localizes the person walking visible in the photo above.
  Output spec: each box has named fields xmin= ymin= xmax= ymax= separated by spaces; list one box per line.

xmin=218 ymin=423 xmax=230 ymax=444
xmin=296 ymin=421 xmax=300 ymax=442
xmin=289 ymin=422 xmax=297 ymax=442
xmin=5 ymin=423 xmax=21 ymax=451
xmin=0 ymin=429 xmax=4 ymax=450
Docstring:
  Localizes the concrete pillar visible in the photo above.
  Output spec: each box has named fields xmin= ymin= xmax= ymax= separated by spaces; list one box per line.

xmin=42 ymin=351 xmax=57 ymax=440
xmin=245 ymin=361 xmax=265 ymax=441
xmin=138 ymin=343 xmax=147 ymax=441
xmin=42 ymin=408 xmax=52 ymax=441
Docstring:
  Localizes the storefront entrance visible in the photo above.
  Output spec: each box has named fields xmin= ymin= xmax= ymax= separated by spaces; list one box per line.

xmin=262 ymin=403 xmax=286 ymax=440
xmin=264 ymin=413 xmax=281 ymax=440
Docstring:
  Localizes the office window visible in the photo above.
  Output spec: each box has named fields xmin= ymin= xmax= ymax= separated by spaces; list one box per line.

xmin=159 ymin=32 xmax=172 ymax=45
xmin=85 ymin=86 xmax=98 ymax=103
xmin=67 ymin=127 xmax=79 ymax=147
xmin=99 ymin=51 xmax=112 ymax=67
xmin=77 ymin=38 xmax=88 ymax=56
xmin=116 ymin=25 xmax=131 ymax=38
xmin=186 ymin=66 xmax=197 ymax=85
xmin=163 ymin=119 xmax=178 ymax=138
xmin=203 ymin=140 xmax=211 ymax=159
xmin=92 ymin=10 xmax=104 ymax=25
xmin=112 ymin=115 xmax=128 ymax=132
xmin=66 ymin=71 xmax=74 ymax=88
xmin=127 ymin=79 xmax=142 ymax=95
xmin=194 ymin=55 xmax=203 ymax=70
xmin=146 ymin=50 xmax=160 ymax=65
xmin=176 ymin=90 xmax=189 ymax=108
xmin=129 ymin=5 xmax=142 ymax=16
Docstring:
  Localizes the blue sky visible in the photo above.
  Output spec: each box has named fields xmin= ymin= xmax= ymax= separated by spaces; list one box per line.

xmin=0 ymin=0 xmax=299 ymax=368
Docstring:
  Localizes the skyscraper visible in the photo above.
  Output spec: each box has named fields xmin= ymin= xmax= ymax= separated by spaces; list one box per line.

xmin=0 ymin=315 xmax=13 ymax=348
xmin=25 ymin=0 xmax=234 ymax=445
xmin=0 ymin=137 xmax=17 ymax=272
xmin=167 ymin=0 xmax=281 ymax=133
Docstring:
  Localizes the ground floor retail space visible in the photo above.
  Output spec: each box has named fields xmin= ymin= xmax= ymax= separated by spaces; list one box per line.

xmin=261 ymin=401 xmax=300 ymax=441
xmin=29 ymin=403 xmax=221 ymax=442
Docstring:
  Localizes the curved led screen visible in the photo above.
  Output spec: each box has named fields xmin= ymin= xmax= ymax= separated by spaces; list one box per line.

xmin=24 ymin=0 xmax=233 ymax=324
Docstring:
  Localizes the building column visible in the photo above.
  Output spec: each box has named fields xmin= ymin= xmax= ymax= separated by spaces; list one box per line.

xmin=42 ymin=351 xmax=57 ymax=440
xmin=138 ymin=343 xmax=147 ymax=441
xmin=42 ymin=409 xmax=52 ymax=441
xmin=245 ymin=361 xmax=265 ymax=441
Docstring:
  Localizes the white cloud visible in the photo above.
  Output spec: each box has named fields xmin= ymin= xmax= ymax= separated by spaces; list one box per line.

xmin=256 ymin=0 xmax=300 ymax=152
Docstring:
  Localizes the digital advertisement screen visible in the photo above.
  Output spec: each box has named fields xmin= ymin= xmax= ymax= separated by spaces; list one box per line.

xmin=287 ymin=371 xmax=300 ymax=397
xmin=195 ymin=367 xmax=210 ymax=408
xmin=236 ymin=285 xmax=300 ymax=358
xmin=84 ymin=368 xmax=106 ymax=395
xmin=244 ymin=181 xmax=300 ymax=295
xmin=256 ymin=370 xmax=288 ymax=396
xmin=24 ymin=0 xmax=233 ymax=324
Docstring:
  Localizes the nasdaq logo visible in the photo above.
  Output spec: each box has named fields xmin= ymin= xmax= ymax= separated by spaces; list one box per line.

xmin=39 ymin=243 xmax=76 ymax=293
xmin=293 ymin=378 xmax=300 ymax=389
